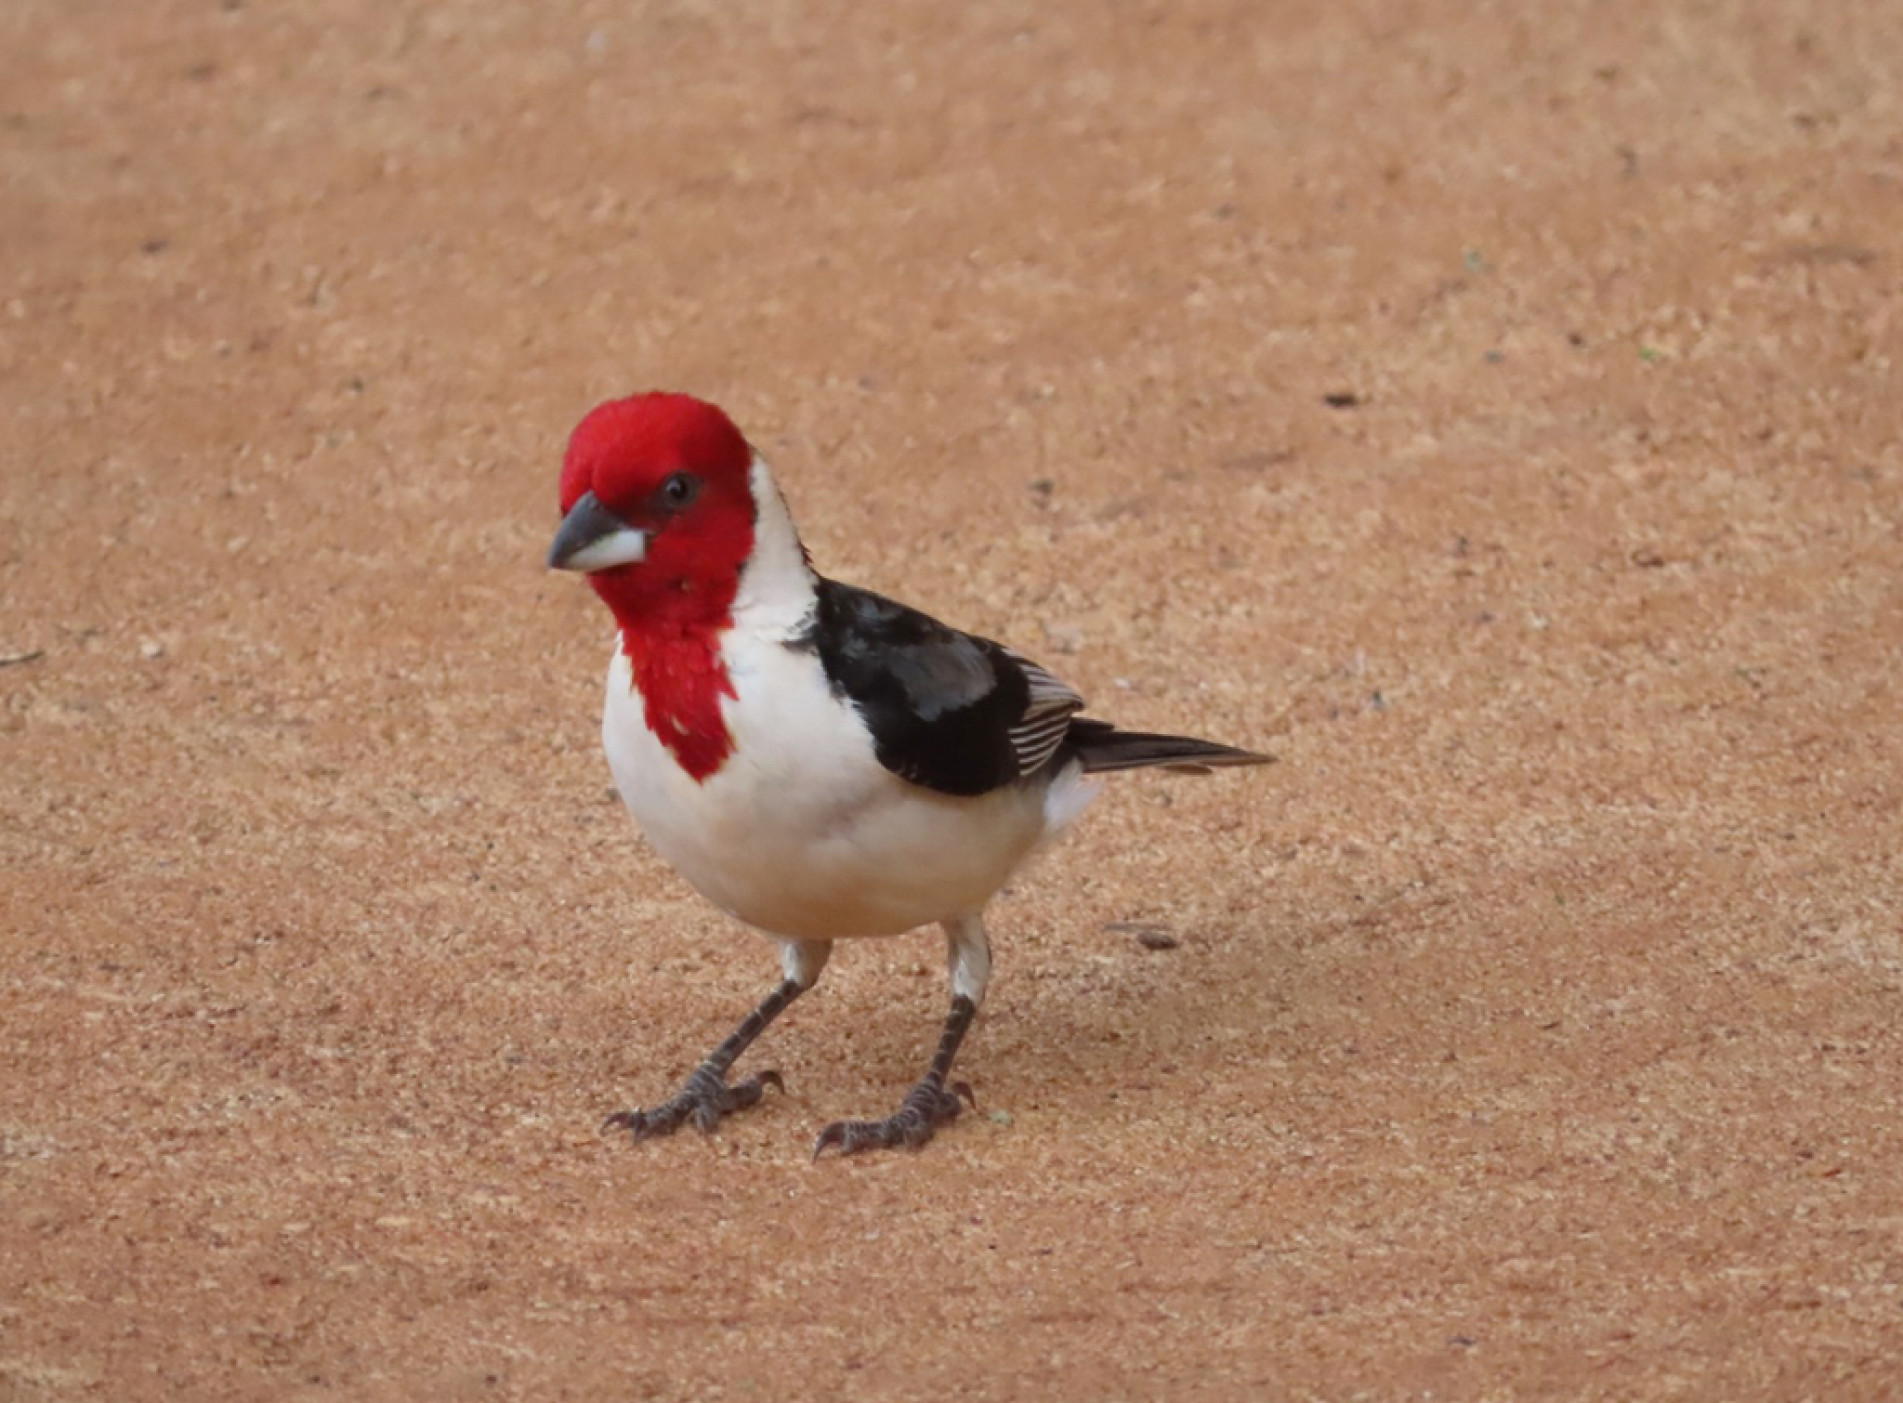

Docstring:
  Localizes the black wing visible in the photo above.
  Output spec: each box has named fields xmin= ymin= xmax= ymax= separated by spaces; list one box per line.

xmin=799 ymin=578 xmax=1084 ymax=797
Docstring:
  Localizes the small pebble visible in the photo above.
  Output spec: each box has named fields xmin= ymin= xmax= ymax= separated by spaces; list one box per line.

xmin=1105 ymin=921 xmax=1179 ymax=950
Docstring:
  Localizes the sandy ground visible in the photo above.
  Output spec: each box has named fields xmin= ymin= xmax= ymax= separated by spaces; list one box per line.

xmin=5 ymin=1 xmax=1902 ymax=1398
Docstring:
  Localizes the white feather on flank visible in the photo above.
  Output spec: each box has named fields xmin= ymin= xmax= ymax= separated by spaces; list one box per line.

xmin=1037 ymin=759 xmax=1101 ymax=843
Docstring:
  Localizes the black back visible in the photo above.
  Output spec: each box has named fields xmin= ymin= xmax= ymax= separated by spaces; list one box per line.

xmin=797 ymin=579 xmax=1053 ymax=796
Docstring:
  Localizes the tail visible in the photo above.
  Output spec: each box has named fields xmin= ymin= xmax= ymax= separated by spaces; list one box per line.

xmin=1065 ymin=718 xmax=1274 ymax=775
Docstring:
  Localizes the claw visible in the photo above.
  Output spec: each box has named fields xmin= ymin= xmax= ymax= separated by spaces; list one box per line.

xmin=810 ymin=1121 xmax=849 ymax=1163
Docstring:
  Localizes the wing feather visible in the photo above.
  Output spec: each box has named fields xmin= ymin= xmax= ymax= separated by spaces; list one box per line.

xmin=1002 ymin=649 xmax=1087 ymax=774
xmin=801 ymin=582 xmax=1086 ymax=796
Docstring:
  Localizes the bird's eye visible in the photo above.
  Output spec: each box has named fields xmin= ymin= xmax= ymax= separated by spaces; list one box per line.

xmin=660 ymin=472 xmax=700 ymax=511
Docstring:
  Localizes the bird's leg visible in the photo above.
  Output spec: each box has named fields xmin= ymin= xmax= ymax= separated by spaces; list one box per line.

xmin=606 ymin=938 xmax=830 ymax=1140
xmin=814 ymin=913 xmax=989 ymax=1158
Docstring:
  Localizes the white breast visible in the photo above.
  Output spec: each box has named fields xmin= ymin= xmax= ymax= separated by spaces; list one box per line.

xmin=601 ymin=636 xmax=1074 ymax=940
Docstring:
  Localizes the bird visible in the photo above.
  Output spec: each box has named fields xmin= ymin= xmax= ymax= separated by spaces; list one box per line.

xmin=546 ymin=392 xmax=1270 ymax=1157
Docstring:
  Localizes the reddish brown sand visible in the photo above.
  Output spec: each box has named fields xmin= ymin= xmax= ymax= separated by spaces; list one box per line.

xmin=5 ymin=1 xmax=1901 ymax=1398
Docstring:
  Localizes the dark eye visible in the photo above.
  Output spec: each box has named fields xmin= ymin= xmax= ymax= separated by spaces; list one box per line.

xmin=660 ymin=472 xmax=700 ymax=511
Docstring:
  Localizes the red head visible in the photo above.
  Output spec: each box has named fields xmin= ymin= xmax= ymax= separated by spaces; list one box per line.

xmin=549 ymin=393 xmax=759 ymax=780
xmin=550 ymin=392 xmax=758 ymax=638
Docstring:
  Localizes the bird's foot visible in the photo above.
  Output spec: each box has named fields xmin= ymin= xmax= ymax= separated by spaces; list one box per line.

xmin=812 ymin=1076 xmax=976 ymax=1159
xmin=603 ymin=1062 xmax=785 ymax=1140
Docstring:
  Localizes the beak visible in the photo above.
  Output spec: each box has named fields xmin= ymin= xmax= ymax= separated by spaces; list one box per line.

xmin=547 ymin=491 xmax=648 ymax=572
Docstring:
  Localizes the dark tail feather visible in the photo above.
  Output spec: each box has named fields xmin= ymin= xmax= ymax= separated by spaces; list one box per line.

xmin=1066 ymin=718 xmax=1274 ymax=775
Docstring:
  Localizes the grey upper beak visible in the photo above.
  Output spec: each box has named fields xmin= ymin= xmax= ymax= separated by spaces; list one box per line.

xmin=547 ymin=491 xmax=649 ymax=572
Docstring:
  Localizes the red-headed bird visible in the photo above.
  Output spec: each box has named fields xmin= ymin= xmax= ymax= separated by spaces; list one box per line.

xmin=548 ymin=393 xmax=1269 ymax=1157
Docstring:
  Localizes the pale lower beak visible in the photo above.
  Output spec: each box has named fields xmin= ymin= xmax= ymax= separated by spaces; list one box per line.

xmin=547 ymin=491 xmax=648 ymax=572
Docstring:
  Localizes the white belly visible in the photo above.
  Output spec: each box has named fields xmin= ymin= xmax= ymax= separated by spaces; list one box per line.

xmin=600 ymin=640 xmax=1074 ymax=940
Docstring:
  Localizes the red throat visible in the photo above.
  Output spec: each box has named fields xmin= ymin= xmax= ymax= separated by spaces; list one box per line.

xmin=619 ymin=626 xmax=736 ymax=782
xmin=593 ymin=576 xmax=738 ymax=783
